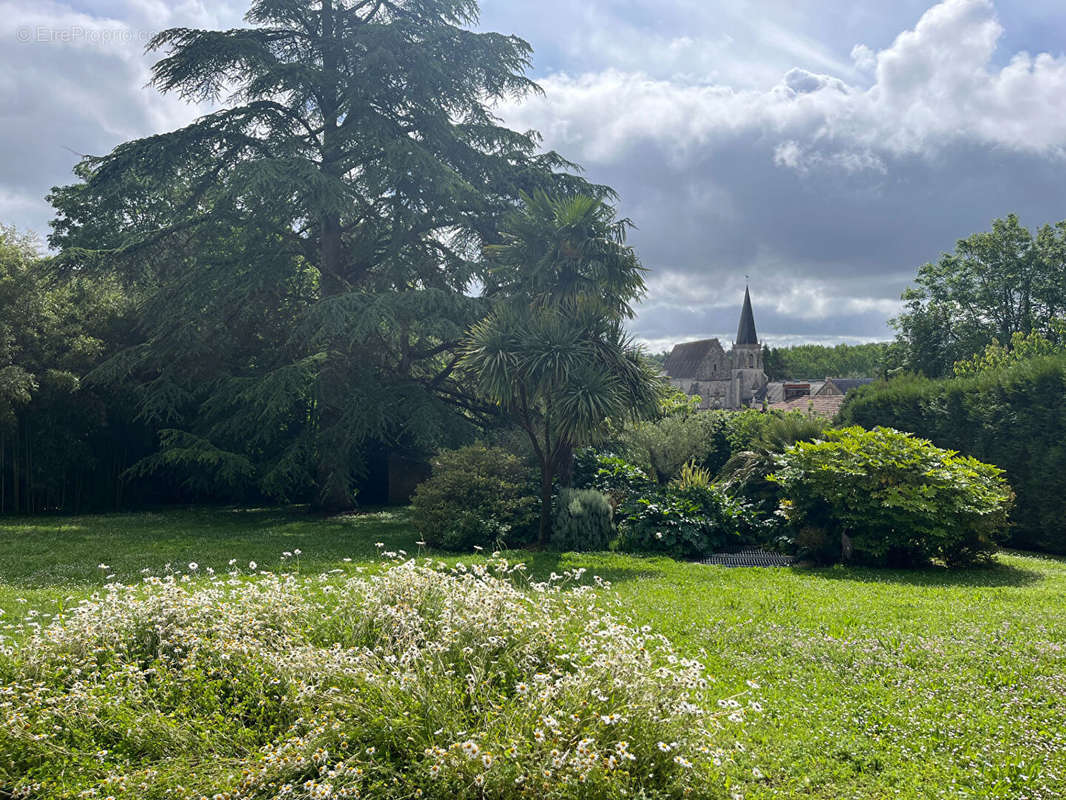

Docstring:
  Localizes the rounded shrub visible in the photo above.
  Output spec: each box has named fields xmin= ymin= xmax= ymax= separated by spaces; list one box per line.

xmin=839 ymin=357 xmax=1066 ymax=553
xmin=552 ymin=488 xmax=614 ymax=551
xmin=411 ymin=444 xmax=537 ymax=551
xmin=770 ymin=426 xmax=1013 ymax=567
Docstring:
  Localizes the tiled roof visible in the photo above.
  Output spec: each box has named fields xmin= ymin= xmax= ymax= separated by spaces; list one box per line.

xmin=767 ymin=394 xmax=846 ymax=418
xmin=826 ymin=377 xmax=877 ymax=394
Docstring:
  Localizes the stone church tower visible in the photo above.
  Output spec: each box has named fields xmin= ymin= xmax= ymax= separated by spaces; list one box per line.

xmin=728 ymin=286 xmax=767 ymax=408
xmin=663 ymin=287 xmax=768 ymax=410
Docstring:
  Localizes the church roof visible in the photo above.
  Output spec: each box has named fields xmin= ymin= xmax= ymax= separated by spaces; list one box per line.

xmin=664 ymin=339 xmax=722 ymax=379
xmin=826 ymin=377 xmax=876 ymax=394
xmin=736 ymin=287 xmax=758 ymax=345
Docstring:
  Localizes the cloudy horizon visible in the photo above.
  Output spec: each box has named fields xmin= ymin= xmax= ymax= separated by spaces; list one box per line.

xmin=3 ymin=0 xmax=1065 ymax=350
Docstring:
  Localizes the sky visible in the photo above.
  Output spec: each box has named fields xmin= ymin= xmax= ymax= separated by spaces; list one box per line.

xmin=2 ymin=0 xmax=1065 ymax=351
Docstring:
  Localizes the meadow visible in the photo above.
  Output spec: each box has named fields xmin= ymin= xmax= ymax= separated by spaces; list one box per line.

xmin=1 ymin=508 xmax=1064 ymax=799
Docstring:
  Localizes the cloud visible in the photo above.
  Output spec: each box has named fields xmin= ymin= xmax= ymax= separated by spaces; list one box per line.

xmin=2 ymin=0 xmax=1066 ymax=348
xmin=850 ymin=43 xmax=877 ymax=72
xmin=0 ymin=0 xmax=245 ymax=235
xmin=498 ymin=0 xmax=1066 ymax=347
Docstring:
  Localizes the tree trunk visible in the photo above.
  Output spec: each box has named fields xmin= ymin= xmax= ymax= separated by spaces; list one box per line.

xmin=312 ymin=214 xmax=357 ymax=513
xmin=308 ymin=0 xmax=357 ymax=514
xmin=538 ymin=464 xmax=554 ymax=546
xmin=12 ymin=421 xmax=20 ymax=514
xmin=840 ymin=531 xmax=853 ymax=563
xmin=557 ymin=443 xmax=575 ymax=488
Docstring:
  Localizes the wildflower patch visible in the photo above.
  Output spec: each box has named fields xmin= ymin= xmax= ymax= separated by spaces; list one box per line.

xmin=0 ymin=558 xmax=760 ymax=798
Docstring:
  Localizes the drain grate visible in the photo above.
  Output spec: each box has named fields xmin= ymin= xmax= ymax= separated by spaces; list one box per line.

xmin=700 ymin=549 xmax=794 ymax=567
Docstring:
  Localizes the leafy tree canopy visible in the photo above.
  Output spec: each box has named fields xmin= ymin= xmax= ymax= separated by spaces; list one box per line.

xmin=762 ymin=342 xmax=888 ymax=381
xmin=0 ymin=225 xmax=137 ymax=513
xmin=889 ymin=214 xmax=1066 ymax=377
xmin=953 ymin=324 xmax=1066 ymax=377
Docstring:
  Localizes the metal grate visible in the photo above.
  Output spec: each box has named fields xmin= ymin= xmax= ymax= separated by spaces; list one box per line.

xmin=700 ymin=549 xmax=794 ymax=567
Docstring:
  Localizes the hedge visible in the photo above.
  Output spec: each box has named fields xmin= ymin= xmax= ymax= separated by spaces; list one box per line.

xmin=838 ymin=356 xmax=1066 ymax=552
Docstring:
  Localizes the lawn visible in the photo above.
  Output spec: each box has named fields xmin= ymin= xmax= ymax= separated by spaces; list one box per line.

xmin=1 ymin=507 xmax=1064 ymax=799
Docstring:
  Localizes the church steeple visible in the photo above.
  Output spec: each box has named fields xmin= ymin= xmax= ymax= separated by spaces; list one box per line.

xmin=736 ymin=286 xmax=758 ymax=346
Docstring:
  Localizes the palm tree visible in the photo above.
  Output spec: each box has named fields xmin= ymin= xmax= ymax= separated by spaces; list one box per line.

xmin=484 ymin=191 xmax=646 ymax=320
xmin=462 ymin=194 xmax=660 ymax=545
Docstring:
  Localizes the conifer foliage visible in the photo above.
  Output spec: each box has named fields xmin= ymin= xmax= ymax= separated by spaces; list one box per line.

xmin=48 ymin=0 xmax=597 ymax=509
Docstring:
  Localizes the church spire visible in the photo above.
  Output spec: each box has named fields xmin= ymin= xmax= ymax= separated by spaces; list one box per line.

xmin=736 ymin=286 xmax=758 ymax=345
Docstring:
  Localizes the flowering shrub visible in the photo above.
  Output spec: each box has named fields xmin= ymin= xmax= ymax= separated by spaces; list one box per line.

xmin=770 ymin=426 xmax=1013 ymax=566
xmin=0 ymin=557 xmax=760 ymax=798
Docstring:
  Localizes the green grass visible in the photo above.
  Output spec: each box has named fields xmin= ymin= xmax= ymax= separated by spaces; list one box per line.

xmin=2 ymin=508 xmax=1065 ymax=798
xmin=0 ymin=507 xmax=414 ymax=619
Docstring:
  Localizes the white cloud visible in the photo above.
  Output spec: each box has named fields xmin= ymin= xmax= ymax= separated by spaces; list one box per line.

xmin=494 ymin=0 xmax=1066 ymax=345
xmin=850 ymin=43 xmax=877 ymax=73
xmin=505 ymin=0 xmax=1066 ymax=162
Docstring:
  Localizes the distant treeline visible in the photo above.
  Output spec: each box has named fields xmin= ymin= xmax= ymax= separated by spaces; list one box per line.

xmin=762 ymin=342 xmax=889 ymax=381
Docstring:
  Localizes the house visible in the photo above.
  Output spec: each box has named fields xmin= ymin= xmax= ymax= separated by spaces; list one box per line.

xmin=765 ymin=376 xmax=877 ymax=417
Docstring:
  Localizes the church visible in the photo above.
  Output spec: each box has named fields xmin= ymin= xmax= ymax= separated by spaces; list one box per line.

xmin=663 ymin=287 xmax=769 ymax=410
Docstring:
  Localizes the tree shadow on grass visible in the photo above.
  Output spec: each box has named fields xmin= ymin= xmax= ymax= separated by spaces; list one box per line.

xmin=791 ymin=560 xmax=1043 ymax=589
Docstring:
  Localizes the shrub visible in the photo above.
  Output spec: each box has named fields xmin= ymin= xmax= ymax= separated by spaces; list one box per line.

xmin=574 ymin=450 xmax=653 ymax=494
xmin=619 ymin=411 xmax=731 ymax=483
xmin=619 ymin=410 xmax=821 ymax=487
xmin=718 ymin=413 xmax=829 ymax=516
xmin=721 ymin=408 xmax=778 ymax=454
xmin=839 ymin=356 xmax=1066 ymax=552
xmin=618 ymin=483 xmax=753 ymax=559
xmin=769 ymin=426 xmax=1013 ymax=567
xmin=677 ymin=460 xmax=712 ymax=490
xmin=411 ymin=445 xmax=537 ymax=551
xmin=0 ymin=559 xmax=761 ymax=798
xmin=552 ymin=488 xmax=614 ymax=551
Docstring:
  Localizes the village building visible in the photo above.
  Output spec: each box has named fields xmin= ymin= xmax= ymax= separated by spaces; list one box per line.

xmin=663 ymin=287 xmax=767 ymax=410
xmin=663 ymin=289 xmax=875 ymax=414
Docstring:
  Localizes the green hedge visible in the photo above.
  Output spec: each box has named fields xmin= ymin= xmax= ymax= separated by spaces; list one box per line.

xmin=839 ymin=356 xmax=1066 ymax=552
